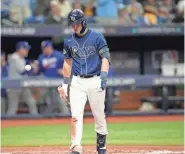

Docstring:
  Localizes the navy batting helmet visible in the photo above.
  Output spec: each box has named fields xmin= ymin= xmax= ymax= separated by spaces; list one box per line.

xmin=68 ymin=9 xmax=86 ymax=26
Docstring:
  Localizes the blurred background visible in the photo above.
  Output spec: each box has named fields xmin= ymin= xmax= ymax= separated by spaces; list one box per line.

xmin=1 ymin=0 xmax=184 ymax=118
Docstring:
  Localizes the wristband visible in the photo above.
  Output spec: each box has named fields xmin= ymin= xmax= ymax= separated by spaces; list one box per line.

xmin=63 ymin=77 xmax=70 ymax=84
xmin=100 ymin=71 xmax=108 ymax=80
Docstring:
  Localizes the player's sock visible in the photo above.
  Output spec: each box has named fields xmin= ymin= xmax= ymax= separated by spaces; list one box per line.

xmin=97 ymin=133 xmax=106 ymax=152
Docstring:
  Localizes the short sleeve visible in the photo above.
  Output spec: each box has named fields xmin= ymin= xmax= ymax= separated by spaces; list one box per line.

xmin=96 ymin=33 xmax=107 ymax=51
xmin=63 ymin=39 xmax=72 ymax=59
xmin=96 ymin=33 xmax=111 ymax=64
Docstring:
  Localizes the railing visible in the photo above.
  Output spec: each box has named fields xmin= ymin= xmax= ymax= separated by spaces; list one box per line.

xmin=1 ymin=24 xmax=184 ymax=37
xmin=1 ymin=75 xmax=184 ymax=119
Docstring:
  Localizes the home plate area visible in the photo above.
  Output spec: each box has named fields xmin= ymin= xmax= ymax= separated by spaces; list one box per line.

xmin=2 ymin=146 xmax=185 ymax=154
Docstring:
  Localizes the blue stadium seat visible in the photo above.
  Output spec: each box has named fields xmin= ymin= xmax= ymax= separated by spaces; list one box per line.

xmin=136 ymin=16 xmax=147 ymax=25
xmin=157 ymin=16 xmax=168 ymax=24
xmin=86 ymin=17 xmax=96 ymax=24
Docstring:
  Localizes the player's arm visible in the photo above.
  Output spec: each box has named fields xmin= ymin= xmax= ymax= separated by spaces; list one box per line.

xmin=99 ymin=47 xmax=111 ymax=90
xmin=97 ymin=34 xmax=111 ymax=90
xmin=31 ymin=56 xmax=43 ymax=74
xmin=63 ymin=58 xmax=72 ymax=78
xmin=101 ymin=58 xmax=110 ymax=73
xmin=58 ymin=40 xmax=72 ymax=98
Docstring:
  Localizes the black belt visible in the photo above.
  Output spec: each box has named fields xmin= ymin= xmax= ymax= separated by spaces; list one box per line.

xmin=74 ymin=74 xmax=100 ymax=78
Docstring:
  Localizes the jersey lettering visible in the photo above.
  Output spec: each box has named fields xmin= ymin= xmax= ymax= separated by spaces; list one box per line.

xmin=71 ymin=46 xmax=96 ymax=59
xmin=42 ymin=57 xmax=57 ymax=68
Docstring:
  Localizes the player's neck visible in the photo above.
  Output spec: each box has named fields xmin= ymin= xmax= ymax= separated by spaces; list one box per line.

xmin=77 ymin=28 xmax=88 ymax=37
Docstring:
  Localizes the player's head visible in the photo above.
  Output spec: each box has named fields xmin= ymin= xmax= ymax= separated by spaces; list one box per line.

xmin=16 ymin=41 xmax=31 ymax=57
xmin=41 ymin=40 xmax=53 ymax=56
xmin=68 ymin=9 xmax=87 ymax=34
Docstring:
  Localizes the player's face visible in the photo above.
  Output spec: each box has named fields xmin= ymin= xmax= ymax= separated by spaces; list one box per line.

xmin=72 ymin=24 xmax=82 ymax=34
xmin=42 ymin=46 xmax=53 ymax=56
xmin=19 ymin=48 xmax=29 ymax=57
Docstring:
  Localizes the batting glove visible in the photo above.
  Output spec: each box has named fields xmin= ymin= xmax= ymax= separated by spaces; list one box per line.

xmin=100 ymin=71 xmax=108 ymax=90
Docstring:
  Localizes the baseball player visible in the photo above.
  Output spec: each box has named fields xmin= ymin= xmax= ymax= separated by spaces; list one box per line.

xmin=58 ymin=9 xmax=110 ymax=154
xmin=7 ymin=41 xmax=38 ymax=115
xmin=35 ymin=40 xmax=69 ymax=114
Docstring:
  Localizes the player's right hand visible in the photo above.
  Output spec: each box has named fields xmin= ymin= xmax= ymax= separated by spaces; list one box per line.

xmin=58 ymin=85 xmax=68 ymax=100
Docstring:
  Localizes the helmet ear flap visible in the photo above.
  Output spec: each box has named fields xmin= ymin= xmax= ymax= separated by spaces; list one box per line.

xmin=80 ymin=19 xmax=87 ymax=34
xmin=82 ymin=19 xmax=87 ymax=27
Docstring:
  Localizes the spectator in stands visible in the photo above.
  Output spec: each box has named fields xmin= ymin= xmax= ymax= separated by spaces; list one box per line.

xmin=157 ymin=0 xmax=173 ymax=23
xmin=7 ymin=41 xmax=38 ymax=115
xmin=73 ymin=0 xmax=83 ymax=9
xmin=96 ymin=0 xmax=118 ymax=17
xmin=1 ymin=52 xmax=9 ymax=116
xmin=58 ymin=0 xmax=72 ymax=18
xmin=32 ymin=40 xmax=69 ymax=114
xmin=45 ymin=0 xmax=64 ymax=24
xmin=143 ymin=0 xmax=159 ymax=25
xmin=8 ymin=0 xmax=32 ymax=25
xmin=173 ymin=0 xmax=184 ymax=23
xmin=127 ymin=0 xmax=144 ymax=22
xmin=83 ymin=0 xmax=96 ymax=17
xmin=72 ymin=0 xmax=96 ymax=17
xmin=118 ymin=4 xmax=135 ymax=25
xmin=36 ymin=0 xmax=51 ymax=17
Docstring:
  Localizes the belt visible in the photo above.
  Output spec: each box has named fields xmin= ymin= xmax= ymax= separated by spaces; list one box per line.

xmin=74 ymin=74 xmax=100 ymax=78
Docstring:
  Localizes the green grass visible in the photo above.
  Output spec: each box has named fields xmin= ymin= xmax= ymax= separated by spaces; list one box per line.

xmin=2 ymin=121 xmax=184 ymax=146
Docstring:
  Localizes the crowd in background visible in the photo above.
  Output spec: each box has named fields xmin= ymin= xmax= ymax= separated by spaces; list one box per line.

xmin=1 ymin=0 xmax=184 ymax=26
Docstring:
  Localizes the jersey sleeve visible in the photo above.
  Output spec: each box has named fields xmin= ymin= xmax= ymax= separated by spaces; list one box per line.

xmin=96 ymin=33 xmax=111 ymax=63
xmin=63 ymin=39 xmax=72 ymax=59
xmin=96 ymin=33 xmax=107 ymax=51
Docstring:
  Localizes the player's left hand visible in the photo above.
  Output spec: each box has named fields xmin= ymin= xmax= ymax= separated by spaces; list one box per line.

xmin=101 ymin=79 xmax=107 ymax=90
xmin=100 ymin=71 xmax=108 ymax=90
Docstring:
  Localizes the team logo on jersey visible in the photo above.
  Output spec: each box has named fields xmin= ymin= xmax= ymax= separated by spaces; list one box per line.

xmin=71 ymin=46 xmax=96 ymax=59
xmin=42 ymin=57 xmax=57 ymax=68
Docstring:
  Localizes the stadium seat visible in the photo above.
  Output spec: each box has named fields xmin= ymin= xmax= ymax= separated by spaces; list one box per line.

xmin=136 ymin=16 xmax=147 ymax=25
xmin=86 ymin=16 xmax=96 ymax=24
xmin=157 ymin=16 xmax=168 ymax=24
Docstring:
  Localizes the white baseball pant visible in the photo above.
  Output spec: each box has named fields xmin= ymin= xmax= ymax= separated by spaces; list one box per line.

xmin=69 ymin=75 xmax=108 ymax=151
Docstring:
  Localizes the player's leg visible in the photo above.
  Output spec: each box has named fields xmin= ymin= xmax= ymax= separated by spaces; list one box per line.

xmin=69 ymin=76 xmax=87 ymax=153
xmin=6 ymin=89 xmax=21 ymax=115
xmin=88 ymin=77 xmax=108 ymax=154
xmin=22 ymin=88 xmax=38 ymax=115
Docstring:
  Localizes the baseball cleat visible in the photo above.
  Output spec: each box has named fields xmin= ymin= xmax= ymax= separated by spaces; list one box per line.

xmin=98 ymin=149 xmax=107 ymax=154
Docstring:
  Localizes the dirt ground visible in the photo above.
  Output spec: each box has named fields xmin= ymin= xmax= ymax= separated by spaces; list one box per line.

xmin=1 ymin=115 xmax=184 ymax=154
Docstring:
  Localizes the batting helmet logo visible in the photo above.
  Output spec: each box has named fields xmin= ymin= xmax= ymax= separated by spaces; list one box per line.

xmin=70 ymin=16 xmax=76 ymax=22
